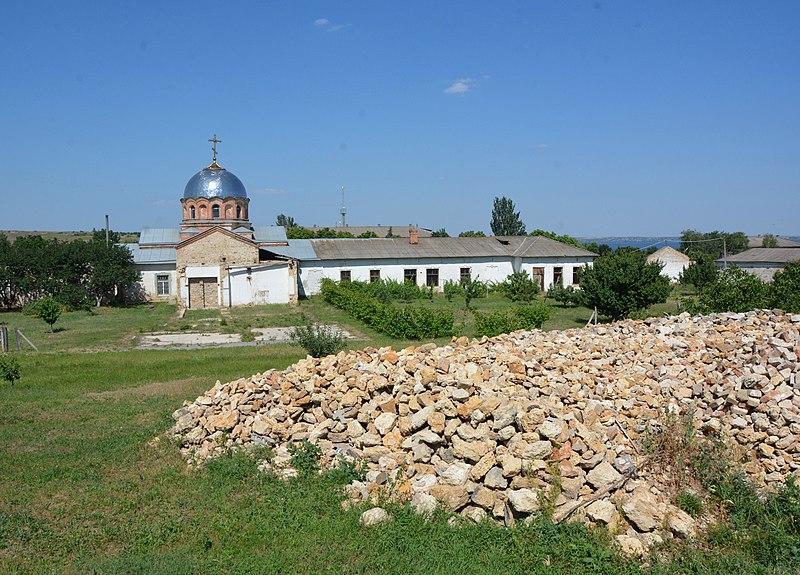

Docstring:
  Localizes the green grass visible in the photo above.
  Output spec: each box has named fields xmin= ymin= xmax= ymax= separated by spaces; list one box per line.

xmin=1 ymin=300 xmax=798 ymax=573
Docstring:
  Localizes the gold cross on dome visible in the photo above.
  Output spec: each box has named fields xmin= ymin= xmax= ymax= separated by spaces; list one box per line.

xmin=208 ymin=133 xmax=222 ymax=162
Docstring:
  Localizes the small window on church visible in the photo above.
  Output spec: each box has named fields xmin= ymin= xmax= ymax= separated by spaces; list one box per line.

xmin=190 ymin=206 xmax=196 ymax=219
xmin=236 ymin=205 xmax=241 ymax=218
xmin=156 ymin=275 xmax=170 ymax=296
xmin=212 ymin=204 xmax=220 ymax=218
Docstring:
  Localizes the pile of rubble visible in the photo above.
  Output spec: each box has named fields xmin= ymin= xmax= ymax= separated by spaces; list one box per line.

xmin=172 ymin=310 xmax=800 ymax=552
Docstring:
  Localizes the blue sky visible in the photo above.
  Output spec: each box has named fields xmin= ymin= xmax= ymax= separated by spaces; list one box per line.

xmin=2 ymin=1 xmax=798 ymax=236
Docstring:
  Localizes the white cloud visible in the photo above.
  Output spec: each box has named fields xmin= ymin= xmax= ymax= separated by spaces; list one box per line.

xmin=444 ymin=79 xmax=473 ymax=95
xmin=313 ymin=18 xmax=350 ymax=32
xmin=536 ymin=143 xmax=550 ymax=150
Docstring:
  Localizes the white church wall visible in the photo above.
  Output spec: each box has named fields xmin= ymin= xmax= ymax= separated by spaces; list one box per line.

xmin=134 ymin=264 xmax=177 ymax=302
xmin=228 ymin=263 xmax=291 ymax=305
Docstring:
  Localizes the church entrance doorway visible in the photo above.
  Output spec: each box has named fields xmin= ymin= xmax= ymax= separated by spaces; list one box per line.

xmin=189 ymin=277 xmax=219 ymax=309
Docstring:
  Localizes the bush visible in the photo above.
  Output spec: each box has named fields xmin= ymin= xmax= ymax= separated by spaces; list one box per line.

xmin=289 ymin=324 xmax=346 ymax=358
xmin=696 ymin=265 xmax=768 ymax=313
xmin=0 ymin=355 xmax=21 ymax=385
xmin=321 ymin=279 xmax=453 ymax=340
xmin=496 ymin=271 xmax=539 ymax=302
xmin=769 ymin=262 xmax=800 ymax=313
xmin=474 ymin=302 xmax=550 ymax=337
xmin=579 ymin=251 xmax=671 ymax=320
xmin=547 ymin=284 xmax=582 ymax=307
xmin=443 ymin=280 xmax=462 ymax=302
xmin=32 ymin=297 xmax=62 ymax=331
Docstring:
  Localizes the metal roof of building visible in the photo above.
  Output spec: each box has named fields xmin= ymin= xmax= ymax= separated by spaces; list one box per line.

xmin=254 ymin=226 xmax=288 ymax=243
xmin=719 ymin=248 xmax=800 ymax=264
xmin=139 ymin=227 xmax=180 ymax=245
xmin=262 ymin=239 xmax=318 ymax=260
xmin=308 ymin=236 xmax=595 ymax=261
xmin=127 ymin=245 xmax=176 ymax=264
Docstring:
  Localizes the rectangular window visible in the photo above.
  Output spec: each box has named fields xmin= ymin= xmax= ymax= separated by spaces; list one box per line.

xmin=156 ymin=274 xmax=170 ymax=296
xmin=553 ymin=266 xmax=563 ymax=287
xmin=460 ymin=267 xmax=471 ymax=283
xmin=340 ymin=270 xmax=351 ymax=282
xmin=531 ymin=267 xmax=544 ymax=291
xmin=404 ymin=268 xmax=417 ymax=284
xmin=370 ymin=269 xmax=381 ymax=283
xmin=572 ymin=267 xmax=580 ymax=285
xmin=426 ymin=268 xmax=439 ymax=287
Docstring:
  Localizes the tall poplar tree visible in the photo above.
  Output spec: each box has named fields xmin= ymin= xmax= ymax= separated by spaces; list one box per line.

xmin=490 ymin=197 xmax=526 ymax=236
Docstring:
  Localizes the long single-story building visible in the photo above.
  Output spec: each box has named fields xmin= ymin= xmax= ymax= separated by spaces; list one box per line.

xmin=130 ymin=145 xmax=596 ymax=308
xmin=717 ymin=248 xmax=800 ymax=282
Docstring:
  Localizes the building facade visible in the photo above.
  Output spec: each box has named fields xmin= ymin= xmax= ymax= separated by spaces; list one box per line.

xmin=131 ymin=144 xmax=596 ymax=307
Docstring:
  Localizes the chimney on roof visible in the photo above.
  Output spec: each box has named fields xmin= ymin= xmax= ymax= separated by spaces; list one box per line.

xmin=409 ymin=226 xmax=419 ymax=245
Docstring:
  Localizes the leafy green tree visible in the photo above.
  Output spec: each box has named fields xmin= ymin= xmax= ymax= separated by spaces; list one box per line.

xmin=680 ymin=254 xmax=718 ymax=290
xmin=761 ymin=234 xmax=779 ymax=248
xmin=87 ymin=240 xmax=140 ymax=306
xmin=431 ymin=228 xmax=449 ymax=237
xmin=34 ymin=297 xmax=62 ymax=331
xmin=768 ymin=262 xmax=800 ymax=313
xmin=680 ymin=230 xmax=749 ymax=259
xmin=460 ymin=276 xmax=486 ymax=309
xmin=286 ymin=226 xmax=315 ymax=239
xmin=490 ymin=197 xmax=526 ymax=236
xmin=276 ymin=214 xmax=297 ymax=228
xmin=357 ymin=231 xmax=378 ymax=238
xmin=696 ymin=266 xmax=768 ymax=313
xmin=0 ymin=355 xmax=21 ymax=385
xmin=497 ymin=271 xmax=539 ymax=302
xmin=581 ymin=241 xmax=613 ymax=256
xmin=579 ymin=250 xmax=671 ymax=321
xmin=385 ymin=227 xmax=397 ymax=238
xmin=92 ymin=228 xmax=121 ymax=244
xmin=459 ymin=230 xmax=486 ymax=237
xmin=529 ymin=229 xmax=582 ymax=248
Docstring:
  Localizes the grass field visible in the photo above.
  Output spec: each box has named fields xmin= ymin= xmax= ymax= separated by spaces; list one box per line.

xmin=2 ymin=293 xmax=797 ymax=573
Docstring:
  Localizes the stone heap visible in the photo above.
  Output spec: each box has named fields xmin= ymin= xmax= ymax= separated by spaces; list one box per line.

xmin=172 ymin=310 xmax=800 ymax=551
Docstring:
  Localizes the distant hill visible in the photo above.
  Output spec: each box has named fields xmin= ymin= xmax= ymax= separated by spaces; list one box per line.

xmin=0 ymin=230 xmax=140 ymax=243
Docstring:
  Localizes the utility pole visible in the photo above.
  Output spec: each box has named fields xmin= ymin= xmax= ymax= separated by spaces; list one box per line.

xmin=105 ymin=214 xmax=110 ymax=247
xmin=340 ymin=186 xmax=347 ymax=227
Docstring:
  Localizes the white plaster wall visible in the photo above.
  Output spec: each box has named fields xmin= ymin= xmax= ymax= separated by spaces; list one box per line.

xmin=228 ymin=264 xmax=291 ymax=305
xmin=134 ymin=264 xmax=177 ymax=301
xmin=298 ymin=257 xmax=595 ymax=296
xmin=519 ymin=258 xmax=593 ymax=290
xmin=717 ymin=263 xmax=784 ymax=282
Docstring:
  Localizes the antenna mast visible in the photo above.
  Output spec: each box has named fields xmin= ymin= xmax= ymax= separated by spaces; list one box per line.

xmin=340 ymin=186 xmax=347 ymax=227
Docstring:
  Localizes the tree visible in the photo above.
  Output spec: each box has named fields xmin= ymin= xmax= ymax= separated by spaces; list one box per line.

xmin=581 ymin=242 xmax=613 ymax=256
xmin=357 ymin=231 xmax=378 ymax=238
xmin=34 ymin=297 xmax=62 ymax=331
xmin=679 ymin=254 xmax=718 ymax=290
xmin=696 ymin=266 xmax=768 ymax=313
xmin=680 ymin=230 xmax=749 ymax=260
xmin=762 ymin=234 xmax=779 ymax=248
xmin=768 ymin=262 xmax=800 ymax=313
xmin=0 ymin=355 xmax=20 ymax=385
xmin=579 ymin=250 xmax=671 ymax=321
xmin=276 ymin=214 xmax=297 ymax=228
xmin=431 ymin=228 xmax=449 ymax=237
xmin=459 ymin=230 xmax=486 ymax=237
xmin=497 ymin=271 xmax=539 ymax=302
xmin=87 ymin=240 xmax=140 ymax=306
xmin=529 ymin=229 xmax=582 ymax=248
xmin=460 ymin=276 xmax=486 ymax=309
xmin=490 ymin=197 xmax=526 ymax=236
xmin=385 ymin=227 xmax=398 ymax=238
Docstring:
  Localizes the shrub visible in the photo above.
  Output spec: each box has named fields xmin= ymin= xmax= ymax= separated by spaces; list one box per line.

xmin=321 ymin=279 xmax=453 ymax=339
xmin=496 ymin=271 xmax=539 ymax=302
xmin=443 ymin=280 xmax=462 ymax=302
xmin=460 ymin=276 xmax=487 ymax=309
xmin=547 ymin=284 xmax=582 ymax=307
xmin=288 ymin=440 xmax=322 ymax=477
xmin=769 ymin=262 xmax=800 ymax=313
xmin=696 ymin=265 xmax=768 ymax=313
xmin=474 ymin=303 xmax=550 ymax=337
xmin=289 ymin=324 xmax=346 ymax=357
xmin=676 ymin=491 xmax=704 ymax=517
xmin=33 ymin=297 xmax=62 ymax=331
xmin=0 ymin=355 xmax=21 ymax=385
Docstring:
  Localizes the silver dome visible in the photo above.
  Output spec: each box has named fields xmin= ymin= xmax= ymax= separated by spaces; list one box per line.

xmin=183 ymin=167 xmax=247 ymax=199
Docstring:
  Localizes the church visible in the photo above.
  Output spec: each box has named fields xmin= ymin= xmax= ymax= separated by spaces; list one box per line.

xmin=130 ymin=138 xmax=597 ymax=308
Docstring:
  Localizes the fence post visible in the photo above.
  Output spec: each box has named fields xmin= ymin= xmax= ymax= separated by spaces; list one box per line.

xmin=0 ymin=326 xmax=7 ymax=353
